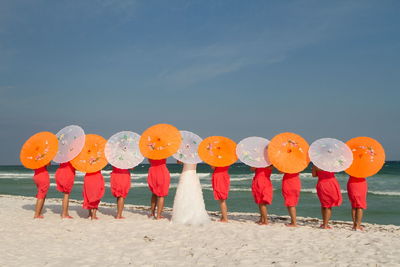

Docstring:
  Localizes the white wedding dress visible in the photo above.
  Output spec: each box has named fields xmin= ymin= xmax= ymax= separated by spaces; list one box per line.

xmin=172 ymin=163 xmax=210 ymax=225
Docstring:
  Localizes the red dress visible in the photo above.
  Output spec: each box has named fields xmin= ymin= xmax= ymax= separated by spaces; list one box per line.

xmin=33 ymin=166 xmax=50 ymax=199
xmin=110 ymin=167 xmax=131 ymax=198
xmin=82 ymin=171 xmax=105 ymax=209
xmin=147 ymin=159 xmax=170 ymax=197
xmin=251 ymin=167 xmax=273 ymax=205
xmin=347 ymin=176 xmax=368 ymax=209
xmin=316 ymin=170 xmax=342 ymax=208
xmin=55 ymin=162 xmax=75 ymax=194
xmin=212 ymin=166 xmax=230 ymax=200
xmin=282 ymin=173 xmax=301 ymax=207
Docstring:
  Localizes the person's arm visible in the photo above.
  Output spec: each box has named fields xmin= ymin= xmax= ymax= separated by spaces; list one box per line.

xmin=250 ymin=167 xmax=256 ymax=172
xmin=311 ymin=165 xmax=318 ymax=177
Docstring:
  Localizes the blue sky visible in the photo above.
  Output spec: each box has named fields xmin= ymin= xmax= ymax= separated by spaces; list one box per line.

xmin=1 ymin=0 xmax=399 ymax=164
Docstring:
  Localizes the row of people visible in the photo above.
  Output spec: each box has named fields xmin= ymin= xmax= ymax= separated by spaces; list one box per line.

xmin=31 ymin=160 xmax=367 ymax=230
xmin=214 ymin=164 xmax=366 ymax=230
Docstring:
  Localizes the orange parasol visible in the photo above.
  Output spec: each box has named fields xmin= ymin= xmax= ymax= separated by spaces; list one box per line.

xmin=345 ymin=137 xmax=385 ymax=178
xmin=139 ymin=124 xmax=182 ymax=160
xmin=198 ymin=136 xmax=237 ymax=167
xmin=20 ymin=132 xmax=58 ymax=169
xmin=70 ymin=134 xmax=108 ymax=173
xmin=267 ymin=132 xmax=310 ymax=173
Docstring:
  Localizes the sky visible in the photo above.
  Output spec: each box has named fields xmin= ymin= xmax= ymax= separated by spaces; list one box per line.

xmin=0 ymin=0 xmax=399 ymax=164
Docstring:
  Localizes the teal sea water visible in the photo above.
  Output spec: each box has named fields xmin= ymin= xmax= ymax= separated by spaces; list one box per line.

xmin=0 ymin=162 xmax=399 ymax=225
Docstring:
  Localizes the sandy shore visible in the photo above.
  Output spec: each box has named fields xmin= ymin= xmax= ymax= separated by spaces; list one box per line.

xmin=1 ymin=194 xmax=399 ymax=266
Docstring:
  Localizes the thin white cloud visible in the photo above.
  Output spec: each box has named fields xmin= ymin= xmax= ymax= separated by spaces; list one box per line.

xmin=147 ymin=1 xmax=367 ymax=90
xmin=91 ymin=0 xmax=138 ymax=22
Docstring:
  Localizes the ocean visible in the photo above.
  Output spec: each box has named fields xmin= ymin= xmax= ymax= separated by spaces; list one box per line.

xmin=0 ymin=162 xmax=399 ymax=226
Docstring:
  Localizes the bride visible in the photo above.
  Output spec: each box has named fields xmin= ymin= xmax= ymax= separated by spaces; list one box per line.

xmin=172 ymin=161 xmax=210 ymax=225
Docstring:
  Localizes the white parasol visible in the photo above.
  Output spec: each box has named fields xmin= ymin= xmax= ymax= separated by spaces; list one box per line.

xmin=309 ymin=138 xmax=353 ymax=172
xmin=105 ymin=131 xmax=144 ymax=169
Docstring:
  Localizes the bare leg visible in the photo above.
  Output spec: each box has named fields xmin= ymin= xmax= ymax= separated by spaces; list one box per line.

xmin=351 ymin=208 xmax=356 ymax=224
xmin=116 ymin=197 xmax=125 ymax=219
xmin=91 ymin=209 xmax=98 ymax=220
xmin=353 ymin=208 xmax=364 ymax=230
xmin=256 ymin=205 xmax=262 ymax=224
xmin=149 ymin=194 xmax=157 ymax=217
xmin=88 ymin=209 xmax=92 ymax=218
xmin=61 ymin=193 xmax=72 ymax=218
xmin=286 ymin=206 xmax=297 ymax=227
xmin=219 ymin=200 xmax=228 ymax=222
xmin=34 ymin=198 xmax=45 ymax=219
xmin=320 ymin=207 xmax=332 ymax=229
xmin=156 ymin=197 xmax=165 ymax=219
xmin=258 ymin=204 xmax=268 ymax=225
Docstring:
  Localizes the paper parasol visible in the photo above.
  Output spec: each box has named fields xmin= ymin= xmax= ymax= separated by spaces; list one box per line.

xmin=172 ymin=130 xmax=203 ymax=164
xmin=53 ymin=125 xmax=85 ymax=163
xmin=236 ymin=137 xmax=271 ymax=168
xmin=105 ymin=131 xmax=144 ymax=169
xmin=20 ymin=132 xmax=59 ymax=169
xmin=267 ymin=132 xmax=310 ymax=173
xmin=309 ymin=138 xmax=353 ymax=172
xmin=198 ymin=136 xmax=237 ymax=167
xmin=345 ymin=137 xmax=385 ymax=178
xmin=139 ymin=124 xmax=182 ymax=160
xmin=70 ymin=134 xmax=108 ymax=173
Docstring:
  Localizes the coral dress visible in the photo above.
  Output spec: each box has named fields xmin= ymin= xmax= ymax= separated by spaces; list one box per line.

xmin=316 ymin=170 xmax=342 ymax=208
xmin=212 ymin=166 xmax=230 ymax=200
xmin=282 ymin=173 xmax=301 ymax=207
xmin=33 ymin=166 xmax=50 ymax=199
xmin=82 ymin=171 xmax=105 ymax=209
xmin=147 ymin=159 xmax=170 ymax=197
xmin=347 ymin=176 xmax=368 ymax=209
xmin=110 ymin=167 xmax=131 ymax=198
xmin=55 ymin=162 xmax=75 ymax=194
xmin=251 ymin=167 xmax=273 ymax=205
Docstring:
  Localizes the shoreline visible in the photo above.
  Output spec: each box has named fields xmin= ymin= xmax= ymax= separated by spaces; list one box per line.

xmin=1 ymin=194 xmax=400 ymax=266
xmin=1 ymin=194 xmax=398 ymax=232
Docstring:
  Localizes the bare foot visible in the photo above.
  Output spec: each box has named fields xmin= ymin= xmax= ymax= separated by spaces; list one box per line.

xmin=91 ymin=216 xmax=99 ymax=220
xmin=218 ymin=219 xmax=228 ymax=223
xmin=320 ymin=224 xmax=332 ymax=229
xmin=115 ymin=216 xmax=126 ymax=219
xmin=352 ymin=226 xmax=364 ymax=231
xmin=61 ymin=215 xmax=73 ymax=219
xmin=257 ymin=221 xmax=269 ymax=225
xmin=155 ymin=215 xmax=166 ymax=220
xmin=34 ymin=215 xmax=44 ymax=219
xmin=285 ymin=223 xmax=298 ymax=227
xmin=147 ymin=213 xmax=155 ymax=218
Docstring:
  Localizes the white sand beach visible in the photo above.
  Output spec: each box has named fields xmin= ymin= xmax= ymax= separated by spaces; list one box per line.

xmin=1 ymin=194 xmax=399 ymax=267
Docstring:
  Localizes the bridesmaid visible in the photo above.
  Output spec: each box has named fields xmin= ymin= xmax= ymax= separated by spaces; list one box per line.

xmin=32 ymin=164 xmax=50 ymax=219
xmin=82 ymin=170 xmax=105 ymax=220
xmin=312 ymin=165 xmax=343 ymax=229
xmin=147 ymin=158 xmax=170 ymax=219
xmin=347 ymin=176 xmax=368 ymax=231
xmin=251 ymin=166 xmax=273 ymax=225
xmin=55 ymin=161 xmax=76 ymax=219
xmin=211 ymin=165 xmax=231 ymax=222
xmin=282 ymin=172 xmax=301 ymax=227
xmin=110 ymin=167 xmax=132 ymax=219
